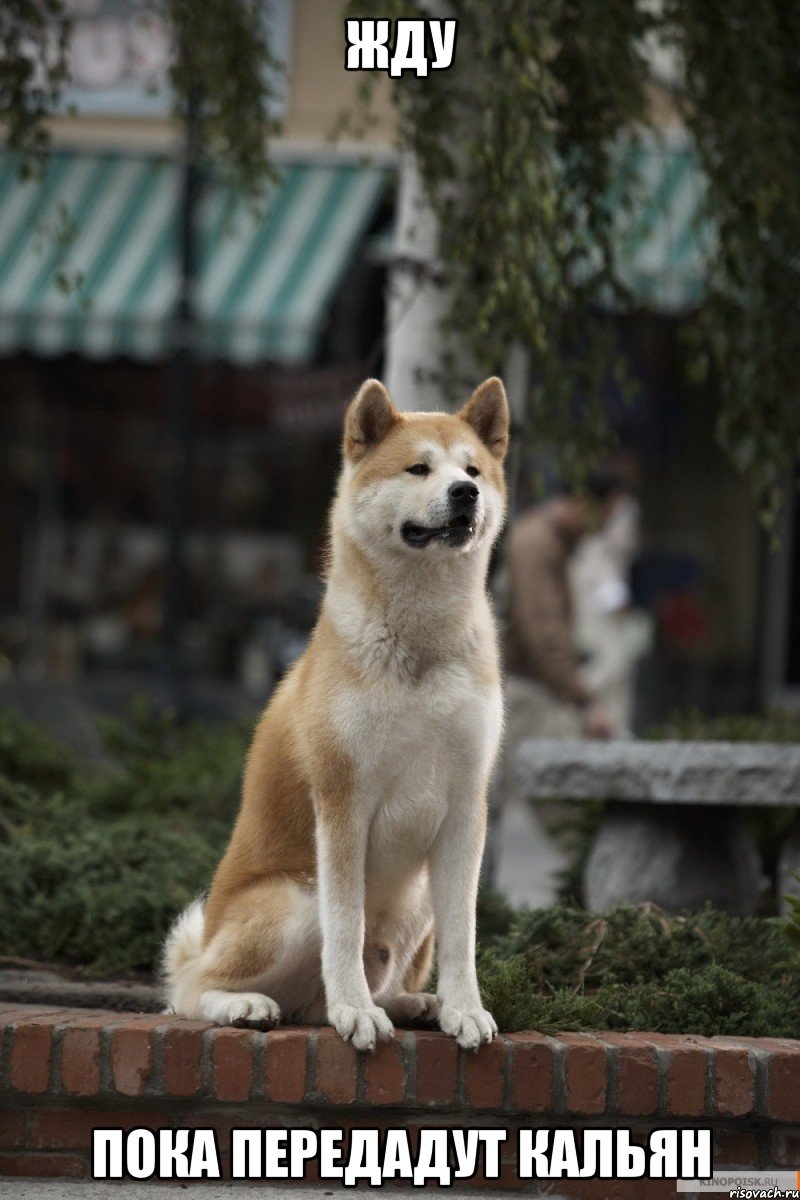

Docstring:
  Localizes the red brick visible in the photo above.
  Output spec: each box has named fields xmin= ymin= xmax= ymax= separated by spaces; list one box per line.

xmin=60 ymin=1026 xmax=104 ymax=1097
xmin=2 ymin=1005 xmax=112 ymax=1024
xmin=414 ymin=1031 xmax=457 ymax=1106
xmin=314 ymin=1029 xmax=358 ymax=1104
xmin=541 ymin=1180 xmax=628 ymax=1200
xmin=543 ymin=1180 xmax=676 ymax=1200
xmin=713 ymin=1127 xmax=759 ymax=1166
xmin=111 ymin=1023 xmax=157 ymax=1096
xmin=59 ymin=1013 xmax=123 ymax=1098
xmin=713 ymin=1035 xmax=787 ymax=1052
xmin=0 ymin=1151 xmax=86 ymax=1178
xmin=464 ymin=1036 xmax=506 ymax=1110
xmin=0 ymin=1107 xmax=25 ymax=1148
xmin=656 ymin=1037 xmax=708 ymax=1118
xmin=363 ymin=1035 xmax=407 ymax=1105
xmin=181 ymin=1112 xmax=237 ymax=1154
xmin=10 ymin=1017 xmax=61 ymax=1093
xmin=466 ymin=1159 xmax=524 ymax=1191
xmin=769 ymin=1047 xmax=800 ymax=1122
xmin=0 ymin=1006 xmax=62 ymax=1025
xmin=508 ymin=1033 xmax=555 ymax=1113
xmin=771 ymin=1127 xmax=800 ymax=1167
xmin=601 ymin=1033 xmax=658 ymax=1116
xmin=162 ymin=1022 xmax=208 ymax=1097
xmin=642 ymin=1181 xmax=694 ymax=1200
xmin=638 ymin=1182 xmax=684 ymax=1200
xmin=29 ymin=1108 xmax=168 ymax=1149
xmin=263 ymin=1029 xmax=308 ymax=1103
xmin=713 ymin=1047 xmax=755 ymax=1117
xmin=211 ymin=1028 xmax=254 ymax=1102
xmin=53 ymin=1008 xmax=121 ymax=1025
xmin=562 ymin=1033 xmax=606 ymax=1115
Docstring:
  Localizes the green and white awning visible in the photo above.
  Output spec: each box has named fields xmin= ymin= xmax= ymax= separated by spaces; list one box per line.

xmin=612 ymin=133 xmax=711 ymax=312
xmin=0 ymin=136 xmax=708 ymax=362
xmin=0 ymin=151 xmax=389 ymax=363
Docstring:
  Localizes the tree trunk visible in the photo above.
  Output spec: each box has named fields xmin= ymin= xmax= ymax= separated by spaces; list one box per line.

xmin=383 ymin=151 xmax=451 ymax=412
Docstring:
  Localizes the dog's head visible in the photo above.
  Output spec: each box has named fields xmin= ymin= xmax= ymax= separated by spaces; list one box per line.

xmin=336 ymin=377 xmax=509 ymax=562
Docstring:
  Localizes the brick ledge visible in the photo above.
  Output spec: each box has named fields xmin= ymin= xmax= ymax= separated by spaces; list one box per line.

xmin=2 ymin=1003 xmax=800 ymax=1193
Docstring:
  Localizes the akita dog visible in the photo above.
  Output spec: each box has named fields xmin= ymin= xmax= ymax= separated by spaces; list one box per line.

xmin=163 ymin=376 xmax=509 ymax=1051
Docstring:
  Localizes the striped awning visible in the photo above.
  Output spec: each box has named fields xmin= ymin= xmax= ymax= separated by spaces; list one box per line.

xmin=611 ymin=133 xmax=711 ymax=313
xmin=0 ymin=151 xmax=389 ymax=363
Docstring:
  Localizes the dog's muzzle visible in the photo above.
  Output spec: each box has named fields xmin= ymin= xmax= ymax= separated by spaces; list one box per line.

xmin=401 ymin=482 xmax=480 ymax=548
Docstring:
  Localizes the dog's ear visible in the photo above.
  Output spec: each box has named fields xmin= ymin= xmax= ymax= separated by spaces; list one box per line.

xmin=344 ymin=379 xmax=400 ymax=462
xmin=459 ymin=377 xmax=509 ymax=460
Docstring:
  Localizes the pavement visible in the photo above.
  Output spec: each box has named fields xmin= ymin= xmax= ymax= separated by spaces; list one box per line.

xmin=0 ymin=1184 xmax=569 ymax=1199
xmin=493 ymin=795 xmax=567 ymax=909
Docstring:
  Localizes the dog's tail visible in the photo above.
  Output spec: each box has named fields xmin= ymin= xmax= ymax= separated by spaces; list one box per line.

xmin=161 ymin=898 xmax=205 ymax=1014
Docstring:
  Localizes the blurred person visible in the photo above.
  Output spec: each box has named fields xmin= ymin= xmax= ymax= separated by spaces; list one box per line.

xmin=504 ymin=468 xmax=628 ymax=743
xmin=489 ymin=469 xmax=628 ymax=908
xmin=570 ymin=489 xmax=653 ymax=732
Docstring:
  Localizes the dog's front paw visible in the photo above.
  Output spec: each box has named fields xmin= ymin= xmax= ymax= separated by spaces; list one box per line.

xmin=329 ymin=1003 xmax=394 ymax=1051
xmin=199 ymin=990 xmax=281 ymax=1029
xmin=384 ymin=992 xmax=440 ymax=1025
xmin=438 ymin=1001 xmax=497 ymax=1050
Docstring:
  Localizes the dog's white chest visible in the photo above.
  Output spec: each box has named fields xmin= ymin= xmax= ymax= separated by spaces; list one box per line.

xmin=335 ymin=661 xmax=497 ymax=777
xmin=333 ymin=662 xmax=501 ymax=885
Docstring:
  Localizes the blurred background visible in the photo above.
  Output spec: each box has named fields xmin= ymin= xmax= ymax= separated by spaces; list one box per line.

xmin=1 ymin=1 xmax=800 ymax=1004
xmin=0 ymin=0 xmax=796 ymax=739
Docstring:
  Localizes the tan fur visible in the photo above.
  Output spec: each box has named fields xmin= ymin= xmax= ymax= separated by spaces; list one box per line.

xmin=403 ymin=927 xmax=436 ymax=993
xmin=163 ymin=377 xmax=509 ymax=1050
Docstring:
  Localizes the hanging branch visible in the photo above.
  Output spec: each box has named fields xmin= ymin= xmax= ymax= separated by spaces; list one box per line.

xmin=5 ymin=0 xmax=800 ymax=516
xmin=165 ymin=0 xmax=282 ymax=195
xmin=664 ymin=0 xmax=800 ymax=528
xmin=1 ymin=0 xmax=283 ymax=196
xmin=0 ymin=0 xmax=72 ymax=168
xmin=349 ymin=0 xmax=654 ymax=485
xmin=349 ymin=0 xmax=800 ymax=518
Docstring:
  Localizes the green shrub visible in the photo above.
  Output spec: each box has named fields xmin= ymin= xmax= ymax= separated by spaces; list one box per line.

xmin=785 ymin=874 xmax=800 ymax=954
xmin=478 ymin=958 xmax=800 ymax=1039
xmin=0 ymin=812 xmax=226 ymax=974
xmin=0 ymin=701 xmax=246 ymax=974
xmin=89 ymin=697 xmax=248 ymax=819
xmin=648 ymin=706 xmax=800 ymax=743
xmin=0 ymin=708 xmax=74 ymax=791
xmin=2 ymin=705 xmax=800 ymax=1038
xmin=494 ymin=903 xmax=794 ymax=989
xmin=475 ymin=902 xmax=800 ymax=1037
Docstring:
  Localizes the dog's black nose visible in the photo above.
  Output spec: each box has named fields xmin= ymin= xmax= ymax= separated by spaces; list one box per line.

xmin=448 ymin=480 xmax=479 ymax=508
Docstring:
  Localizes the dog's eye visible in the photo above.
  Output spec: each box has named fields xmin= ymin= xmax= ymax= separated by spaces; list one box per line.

xmin=466 ymin=465 xmax=480 ymax=478
xmin=406 ymin=463 xmax=430 ymax=476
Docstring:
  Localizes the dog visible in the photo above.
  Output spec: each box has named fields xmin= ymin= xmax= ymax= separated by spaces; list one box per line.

xmin=163 ymin=376 xmax=509 ymax=1051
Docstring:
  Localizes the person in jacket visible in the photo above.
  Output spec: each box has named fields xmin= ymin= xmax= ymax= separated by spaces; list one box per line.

xmin=488 ymin=469 xmax=631 ymax=906
xmin=504 ymin=470 xmax=627 ymax=741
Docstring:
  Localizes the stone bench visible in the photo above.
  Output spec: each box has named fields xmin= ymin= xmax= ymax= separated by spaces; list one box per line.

xmin=516 ymin=740 xmax=800 ymax=914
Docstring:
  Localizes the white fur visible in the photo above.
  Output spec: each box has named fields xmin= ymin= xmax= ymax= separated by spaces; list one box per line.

xmin=161 ymin=897 xmax=204 ymax=991
xmin=199 ymin=990 xmax=280 ymax=1027
xmin=314 ymin=431 xmax=504 ymax=1048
